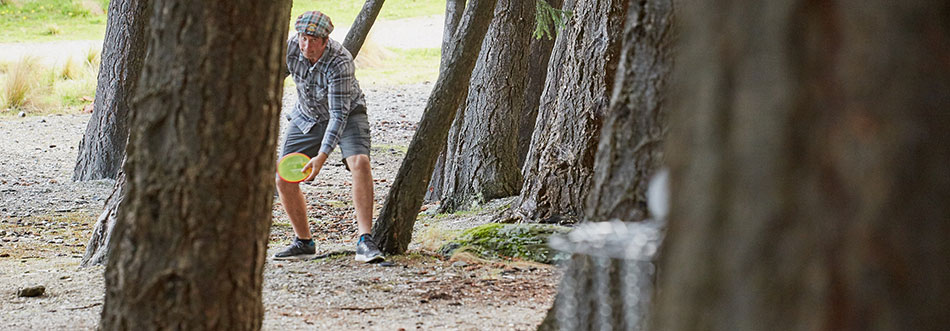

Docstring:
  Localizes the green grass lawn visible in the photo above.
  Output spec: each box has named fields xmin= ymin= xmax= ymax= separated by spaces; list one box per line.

xmin=0 ymin=0 xmax=442 ymax=115
xmin=0 ymin=0 xmax=108 ymax=42
xmin=1 ymin=0 xmax=444 ymax=43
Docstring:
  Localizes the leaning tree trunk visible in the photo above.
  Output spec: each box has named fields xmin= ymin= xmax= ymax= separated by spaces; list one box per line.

xmin=508 ymin=0 xmax=628 ymax=224
xmin=436 ymin=0 xmax=535 ymax=213
xmin=342 ymin=0 xmax=384 ymax=58
xmin=518 ymin=0 xmax=563 ymax=168
xmin=425 ymin=0 xmax=468 ymax=203
xmin=72 ymin=0 xmax=149 ymax=181
xmin=99 ymin=0 xmax=291 ymax=329
xmin=372 ymin=0 xmax=498 ymax=254
xmin=80 ymin=168 xmax=125 ymax=267
xmin=537 ymin=0 xmax=673 ymax=329
xmin=653 ymin=1 xmax=950 ymax=330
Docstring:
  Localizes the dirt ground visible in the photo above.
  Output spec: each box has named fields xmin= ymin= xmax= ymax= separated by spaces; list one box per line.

xmin=0 ymin=82 xmax=560 ymax=330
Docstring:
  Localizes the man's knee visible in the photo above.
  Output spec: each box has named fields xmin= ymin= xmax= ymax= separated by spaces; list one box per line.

xmin=276 ymin=177 xmax=299 ymax=192
xmin=347 ymin=154 xmax=371 ymax=173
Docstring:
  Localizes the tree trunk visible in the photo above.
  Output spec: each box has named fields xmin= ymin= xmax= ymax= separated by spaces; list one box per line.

xmin=99 ymin=0 xmax=291 ymax=329
xmin=80 ymin=168 xmax=126 ymax=267
xmin=342 ymin=0 xmax=385 ymax=58
xmin=72 ymin=0 xmax=149 ymax=181
xmin=436 ymin=0 xmax=535 ymax=213
xmin=585 ymin=0 xmax=672 ymax=222
xmin=538 ymin=0 xmax=673 ymax=329
xmin=510 ymin=0 xmax=628 ymax=224
xmin=653 ymin=1 xmax=950 ymax=330
xmin=442 ymin=0 xmax=466 ymax=56
xmin=372 ymin=0 xmax=498 ymax=254
xmin=518 ymin=0 xmax=563 ymax=168
xmin=425 ymin=0 xmax=468 ymax=203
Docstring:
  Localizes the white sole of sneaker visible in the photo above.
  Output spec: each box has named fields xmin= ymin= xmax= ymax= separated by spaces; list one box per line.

xmin=355 ymin=255 xmax=384 ymax=263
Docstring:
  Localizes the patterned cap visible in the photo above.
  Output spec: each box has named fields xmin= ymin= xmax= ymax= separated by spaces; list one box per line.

xmin=295 ymin=11 xmax=334 ymax=38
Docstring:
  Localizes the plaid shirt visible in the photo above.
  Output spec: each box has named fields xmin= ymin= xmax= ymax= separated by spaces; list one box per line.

xmin=285 ymin=36 xmax=367 ymax=155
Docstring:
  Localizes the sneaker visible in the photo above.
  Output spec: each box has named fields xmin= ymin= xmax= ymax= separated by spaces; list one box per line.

xmin=355 ymin=234 xmax=385 ymax=263
xmin=273 ymin=237 xmax=316 ymax=260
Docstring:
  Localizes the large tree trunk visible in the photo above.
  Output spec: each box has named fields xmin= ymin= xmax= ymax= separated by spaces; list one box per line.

xmin=99 ymin=0 xmax=291 ymax=329
xmin=342 ymin=0 xmax=385 ymax=58
xmin=653 ymin=1 xmax=950 ymax=330
xmin=72 ymin=0 xmax=149 ymax=181
xmin=80 ymin=168 xmax=126 ymax=267
xmin=518 ymin=0 xmax=563 ymax=168
xmin=436 ymin=0 xmax=535 ymax=213
xmin=372 ymin=0 xmax=498 ymax=254
xmin=585 ymin=0 xmax=672 ymax=223
xmin=538 ymin=0 xmax=673 ymax=329
xmin=509 ymin=0 xmax=628 ymax=224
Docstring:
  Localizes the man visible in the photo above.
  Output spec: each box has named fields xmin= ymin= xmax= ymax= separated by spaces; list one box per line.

xmin=274 ymin=11 xmax=383 ymax=263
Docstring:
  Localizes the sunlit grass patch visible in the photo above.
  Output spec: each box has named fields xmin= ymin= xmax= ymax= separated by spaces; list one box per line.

xmin=290 ymin=0 xmax=443 ymax=30
xmin=356 ymin=47 xmax=440 ymax=85
xmin=0 ymin=0 xmax=106 ymax=42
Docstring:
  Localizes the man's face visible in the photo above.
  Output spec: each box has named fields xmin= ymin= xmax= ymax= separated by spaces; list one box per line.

xmin=298 ymin=33 xmax=327 ymax=63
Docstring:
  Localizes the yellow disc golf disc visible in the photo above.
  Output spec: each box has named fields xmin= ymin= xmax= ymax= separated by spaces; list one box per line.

xmin=277 ymin=153 xmax=313 ymax=183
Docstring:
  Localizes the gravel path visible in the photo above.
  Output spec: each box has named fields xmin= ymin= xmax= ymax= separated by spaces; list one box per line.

xmin=0 ymin=83 xmax=559 ymax=330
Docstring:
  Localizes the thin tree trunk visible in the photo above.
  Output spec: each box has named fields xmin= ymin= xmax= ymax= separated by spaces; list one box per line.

xmin=653 ymin=1 xmax=950 ymax=330
xmin=437 ymin=0 xmax=535 ymax=213
xmin=518 ymin=0 xmax=563 ymax=168
xmin=99 ymin=0 xmax=291 ymax=329
xmin=442 ymin=0 xmax=466 ymax=56
xmin=80 ymin=168 xmax=125 ymax=267
xmin=342 ymin=0 xmax=385 ymax=58
xmin=538 ymin=0 xmax=673 ymax=329
xmin=426 ymin=0 xmax=468 ymax=203
xmin=509 ymin=0 xmax=628 ymax=224
xmin=72 ymin=0 xmax=149 ymax=181
xmin=372 ymin=0 xmax=498 ymax=254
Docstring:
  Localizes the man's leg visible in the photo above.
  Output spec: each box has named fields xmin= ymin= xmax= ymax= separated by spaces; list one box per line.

xmin=276 ymin=178 xmax=312 ymax=240
xmin=346 ymin=154 xmax=374 ymax=235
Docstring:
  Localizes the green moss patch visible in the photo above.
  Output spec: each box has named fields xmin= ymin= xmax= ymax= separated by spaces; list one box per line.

xmin=439 ymin=223 xmax=571 ymax=264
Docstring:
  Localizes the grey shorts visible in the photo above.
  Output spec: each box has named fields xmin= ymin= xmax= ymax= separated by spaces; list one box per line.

xmin=280 ymin=112 xmax=371 ymax=167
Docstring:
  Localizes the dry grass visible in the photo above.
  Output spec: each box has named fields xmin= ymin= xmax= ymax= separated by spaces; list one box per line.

xmin=2 ymin=55 xmax=41 ymax=111
xmin=83 ymin=47 xmax=100 ymax=68
xmin=43 ymin=23 xmax=61 ymax=35
xmin=60 ymin=56 xmax=81 ymax=80
xmin=353 ymin=34 xmax=392 ymax=69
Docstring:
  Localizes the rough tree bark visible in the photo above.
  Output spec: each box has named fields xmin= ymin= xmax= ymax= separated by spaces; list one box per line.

xmin=425 ymin=0 xmax=468 ymax=203
xmin=342 ymin=0 xmax=385 ymax=58
xmin=538 ymin=0 xmax=673 ymax=329
xmin=509 ymin=0 xmax=628 ymax=224
xmin=585 ymin=0 xmax=672 ymax=222
xmin=99 ymin=0 xmax=291 ymax=329
xmin=80 ymin=168 xmax=125 ymax=267
xmin=518 ymin=0 xmax=563 ymax=167
xmin=372 ymin=0 xmax=498 ymax=254
xmin=653 ymin=1 xmax=950 ymax=330
xmin=72 ymin=0 xmax=149 ymax=181
xmin=435 ymin=0 xmax=536 ymax=213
